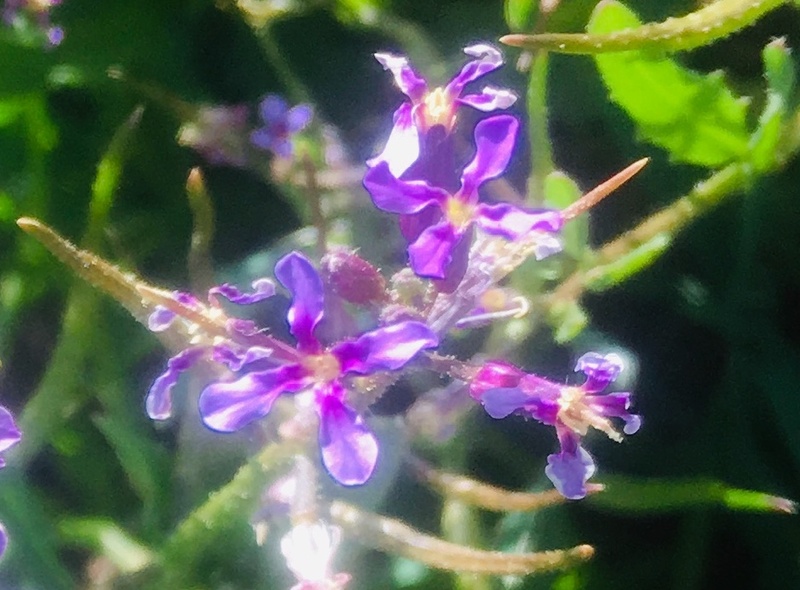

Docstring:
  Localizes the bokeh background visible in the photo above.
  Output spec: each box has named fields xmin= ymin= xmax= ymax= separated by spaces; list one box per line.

xmin=2 ymin=0 xmax=800 ymax=588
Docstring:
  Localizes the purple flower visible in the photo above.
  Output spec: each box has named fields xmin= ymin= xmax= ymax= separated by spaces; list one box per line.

xmin=145 ymin=279 xmax=277 ymax=421
xmin=470 ymin=352 xmax=641 ymax=499
xmin=364 ymin=115 xmax=562 ymax=282
xmin=198 ymin=252 xmax=438 ymax=485
xmin=369 ymin=43 xmax=517 ymax=177
xmin=0 ymin=405 xmax=22 ymax=557
xmin=251 ymin=95 xmax=313 ymax=159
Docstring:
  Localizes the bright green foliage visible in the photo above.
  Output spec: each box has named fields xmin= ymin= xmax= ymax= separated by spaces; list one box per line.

xmin=749 ymin=38 xmax=797 ymax=171
xmin=588 ymin=1 xmax=751 ymax=167
xmin=505 ymin=0 xmax=538 ymax=31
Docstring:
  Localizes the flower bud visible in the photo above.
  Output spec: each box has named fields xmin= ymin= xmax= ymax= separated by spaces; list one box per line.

xmin=321 ymin=248 xmax=386 ymax=305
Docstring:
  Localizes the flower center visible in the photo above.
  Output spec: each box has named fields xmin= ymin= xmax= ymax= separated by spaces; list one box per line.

xmin=302 ymin=353 xmax=342 ymax=383
xmin=556 ymin=387 xmax=622 ymax=442
xmin=419 ymin=87 xmax=456 ymax=132
xmin=445 ymin=196 xmax=475 ymax=230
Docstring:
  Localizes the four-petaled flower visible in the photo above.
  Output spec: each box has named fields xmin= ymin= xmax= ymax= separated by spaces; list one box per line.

xmin=470 ymin=353 xmax=641 ymax=499
xmin=251 ymin=95 xmax=313 ymax=159
xmin=197 ymin=252 xmax=438 ymax=485
xmin=0 ymin=405 xmax=22 ymax=557
xmin=369 ymin=43 xmax=517 ymax=177
xmin=364 ymin=114 xmax=563 ymax=282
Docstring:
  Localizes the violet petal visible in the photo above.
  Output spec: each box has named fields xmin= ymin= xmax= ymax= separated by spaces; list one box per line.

xmin=460 ymin=115 xmax=518 ymax=198
xmin=374 ymin=52 xmax=427 ymax=102
xmin=275 ymin=252 xmax=325 ymax=353
xmin=212 ymin=345 xmax=273 ymax=371
xmin=363 ymin=161 xmax=449 ymax=215
xmin=259 ymin=95 xmax=289 ymax=122
xmin=366 ymin=103 xmax=420 ymax=176
xmin=0 ymin=522 xmax=6 ymax=558
xmin=576 ymin=352 xmax=623 ymax=392
xmin=317 ymin=388 xmax=379 ymax=486
xmin=545 ymin=442 xmax=596 ymax=500
xmin=199 ymin=364 xmax=307 ymax=432
xmin=209 ymin=278 xmax=276 ymax=305
xmin=147 ymin=306 xmax=177 ymax=332
xmin=458 ymin=86 xmax=517 ymax=111
xmin=446 ymin=44 xmax=503 ymax=98
xmin=476 ymin=203 xmax=563 ymax=240
xmin=332 ymin=321 xmax=437 ymax=374
xmin=146 ymin=347 xmax=206 ymax=420
xmin=0 ymin=406 xmax=21 ymax=456
xmin=590 ymin=392 xmax=642 ymax=435
xmin=480 ymin=387 xmax=532 ymax=419
xmin=407 ymin=221 xmax=460 ymax=279
xmin=470 ymin=361 xmax=524 ymax=400
xmin=287 ymin=104 xmax=313 ymax=132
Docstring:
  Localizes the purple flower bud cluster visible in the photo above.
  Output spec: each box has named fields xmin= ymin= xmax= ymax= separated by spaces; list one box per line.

xmin=144 ymin=43 xmax=640 ymax=504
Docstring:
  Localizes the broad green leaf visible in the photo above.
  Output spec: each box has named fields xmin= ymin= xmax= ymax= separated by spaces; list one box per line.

xmin=588 ymin=1 xmax=750 ymax=167
xmin=749 ymin=39 xmax=797 ymax=171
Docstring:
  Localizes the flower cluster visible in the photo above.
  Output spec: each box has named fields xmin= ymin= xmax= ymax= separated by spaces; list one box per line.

xmin=0 ymin=405 xmax=22 ymax=557
xmin=137 ymin=41 xmax=642 ymax=587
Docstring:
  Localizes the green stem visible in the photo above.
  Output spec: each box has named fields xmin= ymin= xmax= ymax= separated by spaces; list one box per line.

xmin=501 ymin=0 xmax=788 ymax=55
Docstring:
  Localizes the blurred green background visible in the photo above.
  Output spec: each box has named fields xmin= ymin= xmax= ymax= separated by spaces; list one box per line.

xmin=2 ymin=0 xmax=800 ymax=588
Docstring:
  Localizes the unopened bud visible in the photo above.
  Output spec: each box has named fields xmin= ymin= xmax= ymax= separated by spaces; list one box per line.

xmin=321 ymin=248 xmax=386 ymax=305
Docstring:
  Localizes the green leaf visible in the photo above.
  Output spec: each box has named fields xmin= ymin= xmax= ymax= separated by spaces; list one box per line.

xmin=58 ymin=518 xmax=155 ymax=574
xmin=749 ymin=39 xmax=797 ymax=172
xmin=589 ymin=476 xmax=796 ymax=514
xmin=548 ymin=299 xmax=589 ymax=343
xmin=588 ymin=1 xmax=750 ymax=167
xmin=505 ymin=0 xmax=538 ymax=32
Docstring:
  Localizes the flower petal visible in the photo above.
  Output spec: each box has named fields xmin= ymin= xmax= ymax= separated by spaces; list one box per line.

xmin=148 ymin=306 xmax=177 ymax=332
xmin=446 ymin=44 xmax=504 ymax=98
xmin=317 ymin=389 xmax=379 ymax=486
xmin=460 ymin=115 xmax=518 ymax=197
xmin=480 ymin=387 xmax=533 ymax=419
xmin=366 ymin=103 xmax=420 ymax=177
xmin=476 ymin=203 xmax=563 ymax=240
xmin=545 ymin=437 xmax=596 ymax=500
xmin=374 ymin=52 xmax=427 ymax=102
xmin=208 ymin=278 xmax=276 ymax=305
xmin=212 ymin=345 xmax=273 ymax=372
xmin=0 ymin=406 xmax=21 ymax=459
xmin=146 ymin=347 xmax=206 ymax=420
xmin=259 ymin=95 xmax=289 ymax=122
xmin=470 ymin=361 xmax=524 ymax=400
xmin=287 ymin=104 xmax=313 ymax=132
xmin=576 ymin=352 xmax=623 ymax=392
xmin=590 ymin=392 xmax=642 ymax=435
xmin=0 ymin=522 xmax=6 ymax=558
xmin=363 ymin=161 xmax=448 ymax=215
xmin=275 ymin=252 xmax=325 ymax=353
xmin=458 ymin=86 xmax=517 ymax=112
xmin=199 ymin=364 xmax=307 ymax=432
xmin=407 ymin=221 xmax=460 ymax=279
xmin=333 ymin=321 xmax=437 ymax=374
